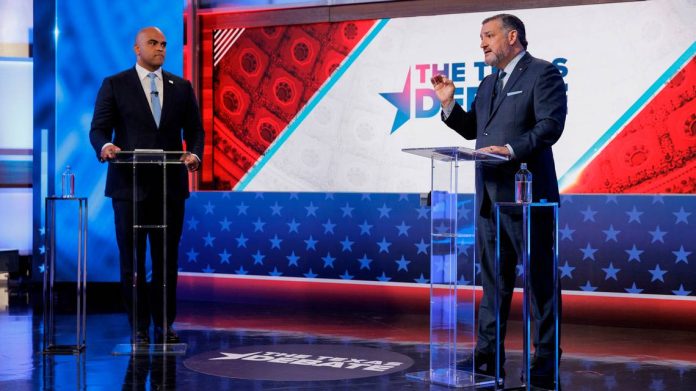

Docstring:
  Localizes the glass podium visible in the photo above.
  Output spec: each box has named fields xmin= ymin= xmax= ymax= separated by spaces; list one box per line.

xmin=402 ymin=146 xmax=508 ymax=388
xmin=111 ymin=150 xmax=188 ymax=356
xmin=496 ymin=202 xmax=560 ymax=391
xmin=42 ymin=196 xmax=88 ymax=354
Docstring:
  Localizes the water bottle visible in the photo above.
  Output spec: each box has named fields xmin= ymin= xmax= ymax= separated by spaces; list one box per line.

xmin=515 ymin=163 xmax=532 ymax=203
xmin=61 ymin=165 xmax=75 ymax=198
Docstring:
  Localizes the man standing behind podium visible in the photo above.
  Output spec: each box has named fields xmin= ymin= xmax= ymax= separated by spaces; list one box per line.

xmin=431 ymin=14 xmax=566 ymax=388
xmin=89 ymin=26 xmax=204 ymax=344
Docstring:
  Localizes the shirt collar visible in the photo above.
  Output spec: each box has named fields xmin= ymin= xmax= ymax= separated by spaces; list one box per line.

xmin=135 ymin=63 xmax=162 ymax=81
xmin=502 ymin=50 xmax=526 ymax=77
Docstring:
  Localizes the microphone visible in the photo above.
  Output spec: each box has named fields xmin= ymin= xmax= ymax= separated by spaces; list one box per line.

xmin=151 ymin=91 xmax=159 ymax=96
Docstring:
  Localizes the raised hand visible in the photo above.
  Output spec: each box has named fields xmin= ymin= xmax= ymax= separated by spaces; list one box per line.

xmin=430 ymin=74 xmax=455 ymax=108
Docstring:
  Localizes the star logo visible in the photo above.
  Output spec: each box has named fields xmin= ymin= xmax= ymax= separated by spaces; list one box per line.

xmin=380 ymin=69 xmax=411 ymax=134
xmin=210 ymin=352 xmax=262 ymax=361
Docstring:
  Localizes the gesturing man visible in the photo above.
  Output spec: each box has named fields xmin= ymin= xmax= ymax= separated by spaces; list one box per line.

xmin=431 ymin=14 xmax=566 ymax=388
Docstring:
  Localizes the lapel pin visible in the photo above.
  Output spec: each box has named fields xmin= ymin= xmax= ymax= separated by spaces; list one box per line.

xmin=168 ymin=80 xmax=174 ymax=84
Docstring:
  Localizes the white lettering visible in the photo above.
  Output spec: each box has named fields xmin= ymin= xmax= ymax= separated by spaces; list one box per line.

xmin=289 ymin=359 xmax=322 ymax=366
xmin=316 ymin=361 xmax=345 ymax=368
xmin=344 ymin=363 xmax=370 ymax=369
xmin=269 ymin=357 xmax=297 ymax=364
xmin=365 ymin=365 xmax=392 ymax=372
xmin=242 ymin=355 xmax=275 ymax=362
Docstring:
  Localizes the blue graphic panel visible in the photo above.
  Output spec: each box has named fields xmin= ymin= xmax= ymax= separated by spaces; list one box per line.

xmin=179 ymin=192 xmax=432 ymax=282
xmin=45 ymin=0 xmax=184 ymax=281
xmin=180 ymin=193 xmax=695 ymax=297
xmin=555 ymin=195 xmax=693 ymax=296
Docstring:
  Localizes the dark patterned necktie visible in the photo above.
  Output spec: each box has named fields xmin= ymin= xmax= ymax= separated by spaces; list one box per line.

xmin=495 ymin=70 xmax=507 ymax=99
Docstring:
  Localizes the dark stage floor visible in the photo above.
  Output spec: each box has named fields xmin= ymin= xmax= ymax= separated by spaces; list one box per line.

xmin=1 ymin=289 xmax=695 ymax=390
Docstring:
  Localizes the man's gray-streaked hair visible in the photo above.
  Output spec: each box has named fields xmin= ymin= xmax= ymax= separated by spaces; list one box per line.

xmin=483 ymin=13 xmax=528 ymax=50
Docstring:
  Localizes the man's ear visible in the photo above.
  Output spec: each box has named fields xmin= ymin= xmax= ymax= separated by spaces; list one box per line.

xmin=507 ymin=29 xmax=518 ymax=46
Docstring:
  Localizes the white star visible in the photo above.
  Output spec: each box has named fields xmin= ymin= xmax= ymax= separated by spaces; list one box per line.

xmin=210 ymin=352 xmax=262 ymax=360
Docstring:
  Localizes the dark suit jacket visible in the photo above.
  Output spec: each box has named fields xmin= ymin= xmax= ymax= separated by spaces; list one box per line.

xmin=443 ymin=52 xmax=567 ymax=214
xmin=89 ymin=67 xmax=205 ymax=201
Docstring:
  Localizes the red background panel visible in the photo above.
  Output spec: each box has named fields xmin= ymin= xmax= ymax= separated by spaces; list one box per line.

xmin=566 ymin=57 xmax=696 ymax=193
xmin=201 ymin=18 xmax=378 ymax=189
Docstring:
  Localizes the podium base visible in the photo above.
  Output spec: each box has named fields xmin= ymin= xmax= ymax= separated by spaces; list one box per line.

xmin=112 ymin=342 xmax=187 ymax=356
xmin=406 ymin=369 xmax=500 ymax=388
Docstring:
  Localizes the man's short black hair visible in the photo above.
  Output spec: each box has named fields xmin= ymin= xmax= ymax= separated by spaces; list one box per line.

xmin=483 ymin=13 xmax=528 ymax=50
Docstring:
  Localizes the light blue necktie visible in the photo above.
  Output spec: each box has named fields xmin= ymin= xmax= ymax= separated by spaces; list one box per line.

xmin=147 ymin=72 xmax=161 ymax=127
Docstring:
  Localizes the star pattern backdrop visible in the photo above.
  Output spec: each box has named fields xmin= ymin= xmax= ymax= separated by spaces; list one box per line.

xmin=178 ymin=193 xmax=694 ymax=297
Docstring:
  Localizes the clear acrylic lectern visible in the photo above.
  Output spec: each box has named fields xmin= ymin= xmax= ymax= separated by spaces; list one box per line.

xmin=43 ymin=196 xmax=88 ymax=354
xmin=403 ymin=146 xmax=508 ymax=388
xmin=496 ymin=201 xmax=560 ymax=390
xmin=111 ymin=150 xmax=188 ymax=356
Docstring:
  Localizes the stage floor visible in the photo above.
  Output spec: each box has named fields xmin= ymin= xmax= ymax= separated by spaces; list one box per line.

xmin=1 ymin=292 xmax=695 ymax=390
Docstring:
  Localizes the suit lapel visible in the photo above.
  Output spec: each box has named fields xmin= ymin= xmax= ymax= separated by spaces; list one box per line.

xmin=160 ymin=71 xmax=175 ymax=129
xmin=128 ymin=68 xmax=158 ymax=129
xmin=487 ymin=52 xmax=532 ymax=123
xmin=483 ymin=74 xmax=497 ymax=121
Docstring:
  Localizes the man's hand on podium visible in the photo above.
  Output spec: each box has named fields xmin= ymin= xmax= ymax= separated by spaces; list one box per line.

xmin=180 ymin=152 xmax=200 ymax=172
xmin=100 ymin=144 xmax=121 ymax=162
xmin=478 ymin=145 xmax=511 ymax=157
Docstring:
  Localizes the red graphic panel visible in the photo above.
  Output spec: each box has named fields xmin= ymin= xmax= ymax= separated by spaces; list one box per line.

xmin=209 ymin=20 xmax=378 ymax=190
xmin=565 ymin=57 xmax=696 ymax=193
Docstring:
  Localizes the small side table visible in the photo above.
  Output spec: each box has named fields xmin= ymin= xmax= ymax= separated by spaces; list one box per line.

xmin=43 ymin=196 xmax=88 ymax=354
xmin=495 ymin=201 xmax=559 ymax=391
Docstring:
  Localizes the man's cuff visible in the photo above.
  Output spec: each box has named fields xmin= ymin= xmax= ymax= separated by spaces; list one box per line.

xmin=441 ymin=100 xmax=456 ymax=120
xmin=189 ymin=153 xmax=201 ymax=162
xmin=101 ymin=142 xmax=114 ymax=151
xmin=505 ymin=144 xmax=516 ymax=159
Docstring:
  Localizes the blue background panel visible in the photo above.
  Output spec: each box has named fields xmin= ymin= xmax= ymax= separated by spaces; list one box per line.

xmin=41 ymin=0 xmax=184 ymax=281
xmin=179 ymin=193 xmax=694 ymax=297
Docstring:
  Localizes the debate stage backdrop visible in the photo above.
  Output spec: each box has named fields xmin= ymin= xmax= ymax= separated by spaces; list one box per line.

xmin=43 ymin=1 xmax=695 ymax=303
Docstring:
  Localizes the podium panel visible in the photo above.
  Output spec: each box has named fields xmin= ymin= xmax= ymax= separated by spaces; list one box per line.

xmin=43 ymin=196 xmax=88 ymax=355
xmin=496 ymin=202 xmax=560 ymax=391
xmin=403 ymin=147 xmax=507 ymax=388
xmin=111 ymin=150 xmax=188 ymax=356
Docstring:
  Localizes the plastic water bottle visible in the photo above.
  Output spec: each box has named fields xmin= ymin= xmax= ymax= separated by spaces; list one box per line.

xmin=61 ymin=165 xmax=75 ymax=198
xmin=515 ymin=163 xmax=532 ymax=203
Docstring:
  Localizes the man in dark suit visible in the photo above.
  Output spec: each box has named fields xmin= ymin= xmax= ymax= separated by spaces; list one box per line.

xmin=431 ymin=14 xmax=566 ymax=387
xmin=89 ymin=26 xmax=205 ymax=345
